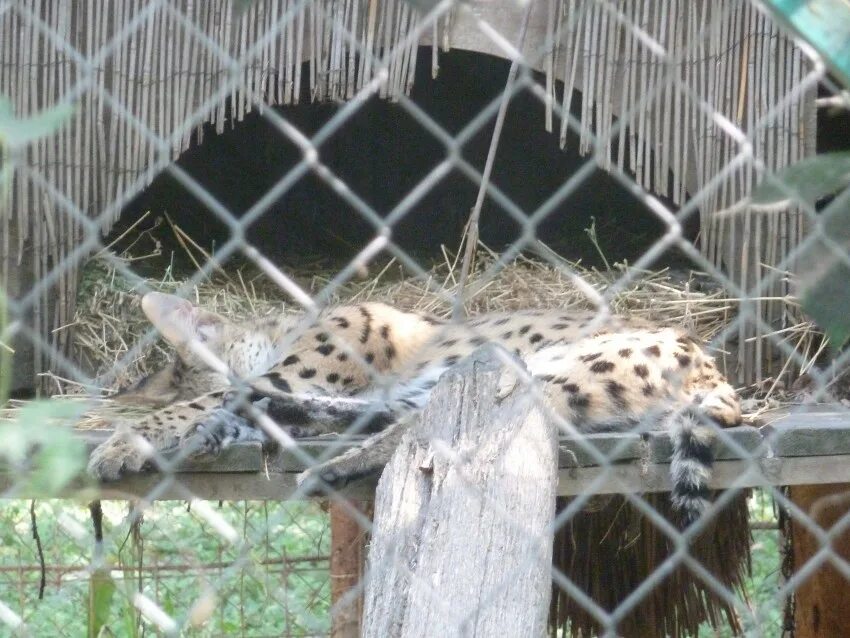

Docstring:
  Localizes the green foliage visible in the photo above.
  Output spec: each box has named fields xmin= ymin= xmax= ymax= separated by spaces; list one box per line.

xmin=0 ymin=97 xmax=74 ymax=150
xmin=749 ymin=151 xmax=850 ymax=211
xmin=761 ymin=0 xmax=850 ymax=87
xmin=88 ymin=569 xmax=117 ymax=638
xmin=398 ymin=0 xmax=444 ymax=11
xmin=748 ymin=151 xmax=850 ymax=349
xmin=0 ymin=500 xmax=332 ymax=636
xmin=1 ymin=400 xmax=90 ymax=496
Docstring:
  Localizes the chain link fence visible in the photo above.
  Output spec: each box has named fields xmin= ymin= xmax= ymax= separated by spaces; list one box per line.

xmin=1 ymin=0 xmax=850 ymax=636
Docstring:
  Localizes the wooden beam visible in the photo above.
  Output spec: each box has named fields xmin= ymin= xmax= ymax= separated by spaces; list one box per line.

xmin=330 ymin=500 xmax=372 ymax=638
xmin=361 ymin=346 xmax=558 ymax=638
xmin=788 ymin=483 xmax=850 ymax=637
xmin=2 ymin=405 xmax=850 ymax=500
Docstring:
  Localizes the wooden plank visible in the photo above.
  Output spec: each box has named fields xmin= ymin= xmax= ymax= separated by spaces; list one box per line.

xmin=361 ymin=346 xmax=558 ymax=638
xmin=330 ymin=500 xmax=371 ymax=638
xmin=558 ymin=425 xmax=763 ymax=467
xmin=75 ymin=423 xmax=765 ymax=475
xmin=762 ymin=406 xmax=850 ymax=457
xmin=788 ymin=483 xmax=850 ymax=637
xmin=6 ymin=451 xmax=850 ymax=501
xmin=2 ymin=406 xmax=849 ymax=500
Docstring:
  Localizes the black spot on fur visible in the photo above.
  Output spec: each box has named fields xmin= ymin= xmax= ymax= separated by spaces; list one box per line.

xmin=283 ymin=355 xmax=300 ymax=366
xmin=552 ymin=323 xmax=570 ymax=329
xmin=365 ymin=353 xmax=375 ymax=364
xmin=644 ymin=345 xmax=662 ymax=357
xmin=568 ymin=394 xmax=591 ymax=410
xmin=265 ymin=401 xmax=310 ymax=425
xmin=385 ymin=345 xmax=396 ymax=360
xmin=633 ymin=364 xmax=649 ymax=378
xmin=580 ymin=352 xmax=602 ymax=362
xmin=494 ymin=317 xmax=510 ymax=326
xmin=502 ymin=331 xmax=513 ymax=339
xmin=299 ymin=368 xmax=317 ymax=379
xmin=440 ymin=339 xmax=458 ymax=347
xmin=188 ymin=402 xmax=206 ymax=410
xmin=642 ymin=384 xmax=656 ymax=396
xmin=326 ymin=373 xmax=340 ymax=384
xmin=266 ymin=372 xmax=292 ymax=392
xmin=606 ymin=380 xmax=628 ymax=408
xmin=537 ymin=374 xmax=556 ymax=382
xmin=315 ymin=332 xmax=329 ymax=343
xmin=316 ymin=344 xmax=335 ymax=356
xmin=529 ymin=333 xmax=543 ymax=344
xmin=380 ymin=325 xmax=390 ymax=339
xmin=618 ymin=348 xmax=632 ymax=358
xmin=519 ymin=325 xmax=531 ymax=336
xmin=590 ymin=360 xmax=615 ymax=373
xmin=563 ymin=383 xmax=580 ymax=394
xmin=676 ymin=353 xmax=692 ymax=367
xmin=359 ymin=307 xmax=372 ymax=343
xmin=337 ymin=353 xmax=348 ymax=362
xmin=469 ymin=337 xmax=486 ymax=346
xmin=342 ymin=376 xmax=354 ymax=386
xmin=333 ymin=317 xmax=350 ymax=328
xmin=444 ymin=355 xmax=460 ymax=367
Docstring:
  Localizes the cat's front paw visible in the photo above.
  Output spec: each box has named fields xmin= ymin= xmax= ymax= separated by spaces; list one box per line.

xmin=296 ymin=463 xmax=350 ymax=496
xmin=296 ymin=448 xmax=379 ymax=496
xmin=88 ymin=434 xmax=154 ymax=481
xmin=178 ymin=397 xmax=271 ymax=457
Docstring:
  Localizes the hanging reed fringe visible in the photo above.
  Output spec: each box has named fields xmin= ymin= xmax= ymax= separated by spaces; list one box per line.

xmin=0 ymin=0 xmax=816 ymax=387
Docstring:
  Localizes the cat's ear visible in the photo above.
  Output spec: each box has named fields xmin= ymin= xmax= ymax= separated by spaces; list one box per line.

xmin=141 ymin=292 xmax=225 ymax=346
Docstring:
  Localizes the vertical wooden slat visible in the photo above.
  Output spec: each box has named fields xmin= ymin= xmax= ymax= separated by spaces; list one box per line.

xmin=789 ymin=484 xmax=850 ymax=637
xmin=329 ymin=501 xmax=371 ymax=638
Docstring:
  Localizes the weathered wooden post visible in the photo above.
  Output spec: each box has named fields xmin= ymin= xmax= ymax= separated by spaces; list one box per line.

xmin=788 ymin=483 xmax=850 ymax=637
xmin=330 ymin=500 xmax=372 ymax=638
xmin=361 ymin=346 xmax=559 ymax=637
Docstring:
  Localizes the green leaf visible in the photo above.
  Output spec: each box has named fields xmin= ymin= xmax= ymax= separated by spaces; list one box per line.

xmin=794 ymin=197 xmax=850 ymax=349
xmin=761 ymin=0 xmax=850 ymax=87
xmin=750 ymin=151 xmax=850 ymax=210
xmin=801 ymin=259 xmax=850 ymax=349
xmin=398 ymin=0 xmax=444 ymax=10
xmin=88 ymin=569 xmax=117 ymax=638
xmin=28 ymin=429 xmax=88 ymax=494
xmin=230 ymin=0 xmax=259 ymax=16
xmin=1 ymin=399 xmax=90 ymax=495
xmin=0 ymin=98 xmax=74 ymax=149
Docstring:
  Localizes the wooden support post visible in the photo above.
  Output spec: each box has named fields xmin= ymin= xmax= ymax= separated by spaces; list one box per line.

xmin=788 ymin=483 xmax=850 ymax=637
xmin=330 ymin=500 xmax=371 ymax=638
xmin=361 ymin=346 xmax=558 ymax=637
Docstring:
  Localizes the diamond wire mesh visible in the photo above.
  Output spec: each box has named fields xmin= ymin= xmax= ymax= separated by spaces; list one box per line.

xmin=0 ymin=0 xmax=849 ymax=636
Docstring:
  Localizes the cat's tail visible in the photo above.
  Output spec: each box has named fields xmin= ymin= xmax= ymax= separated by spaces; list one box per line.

xmin=668 ymin=409 xmax=716 ymax=527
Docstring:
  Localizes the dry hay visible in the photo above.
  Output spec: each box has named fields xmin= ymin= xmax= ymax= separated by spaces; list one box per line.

xmin=66 ymin=243 xmax=742 ymax=394
xmin=18 ymin=240 xmax=814 ymax=638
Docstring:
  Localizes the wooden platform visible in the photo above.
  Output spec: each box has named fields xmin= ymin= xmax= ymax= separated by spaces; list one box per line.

xmin=2 ymin=405 xmax=849 ymax=500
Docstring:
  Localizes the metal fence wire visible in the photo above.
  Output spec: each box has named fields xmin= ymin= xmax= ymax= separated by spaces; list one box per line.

xmin=1 ymin=0 xmax=850 ymax=636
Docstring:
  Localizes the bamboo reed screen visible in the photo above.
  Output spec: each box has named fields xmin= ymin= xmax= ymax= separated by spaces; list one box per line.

xmin=0 ymin=0 xmax=817 ymax=385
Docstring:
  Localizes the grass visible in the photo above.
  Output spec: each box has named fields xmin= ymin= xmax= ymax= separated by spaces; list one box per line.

xmin=0 ymin=500 xmax=331 ymax=637
xmin=0 ymin=492 xmax=786 ymax=637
